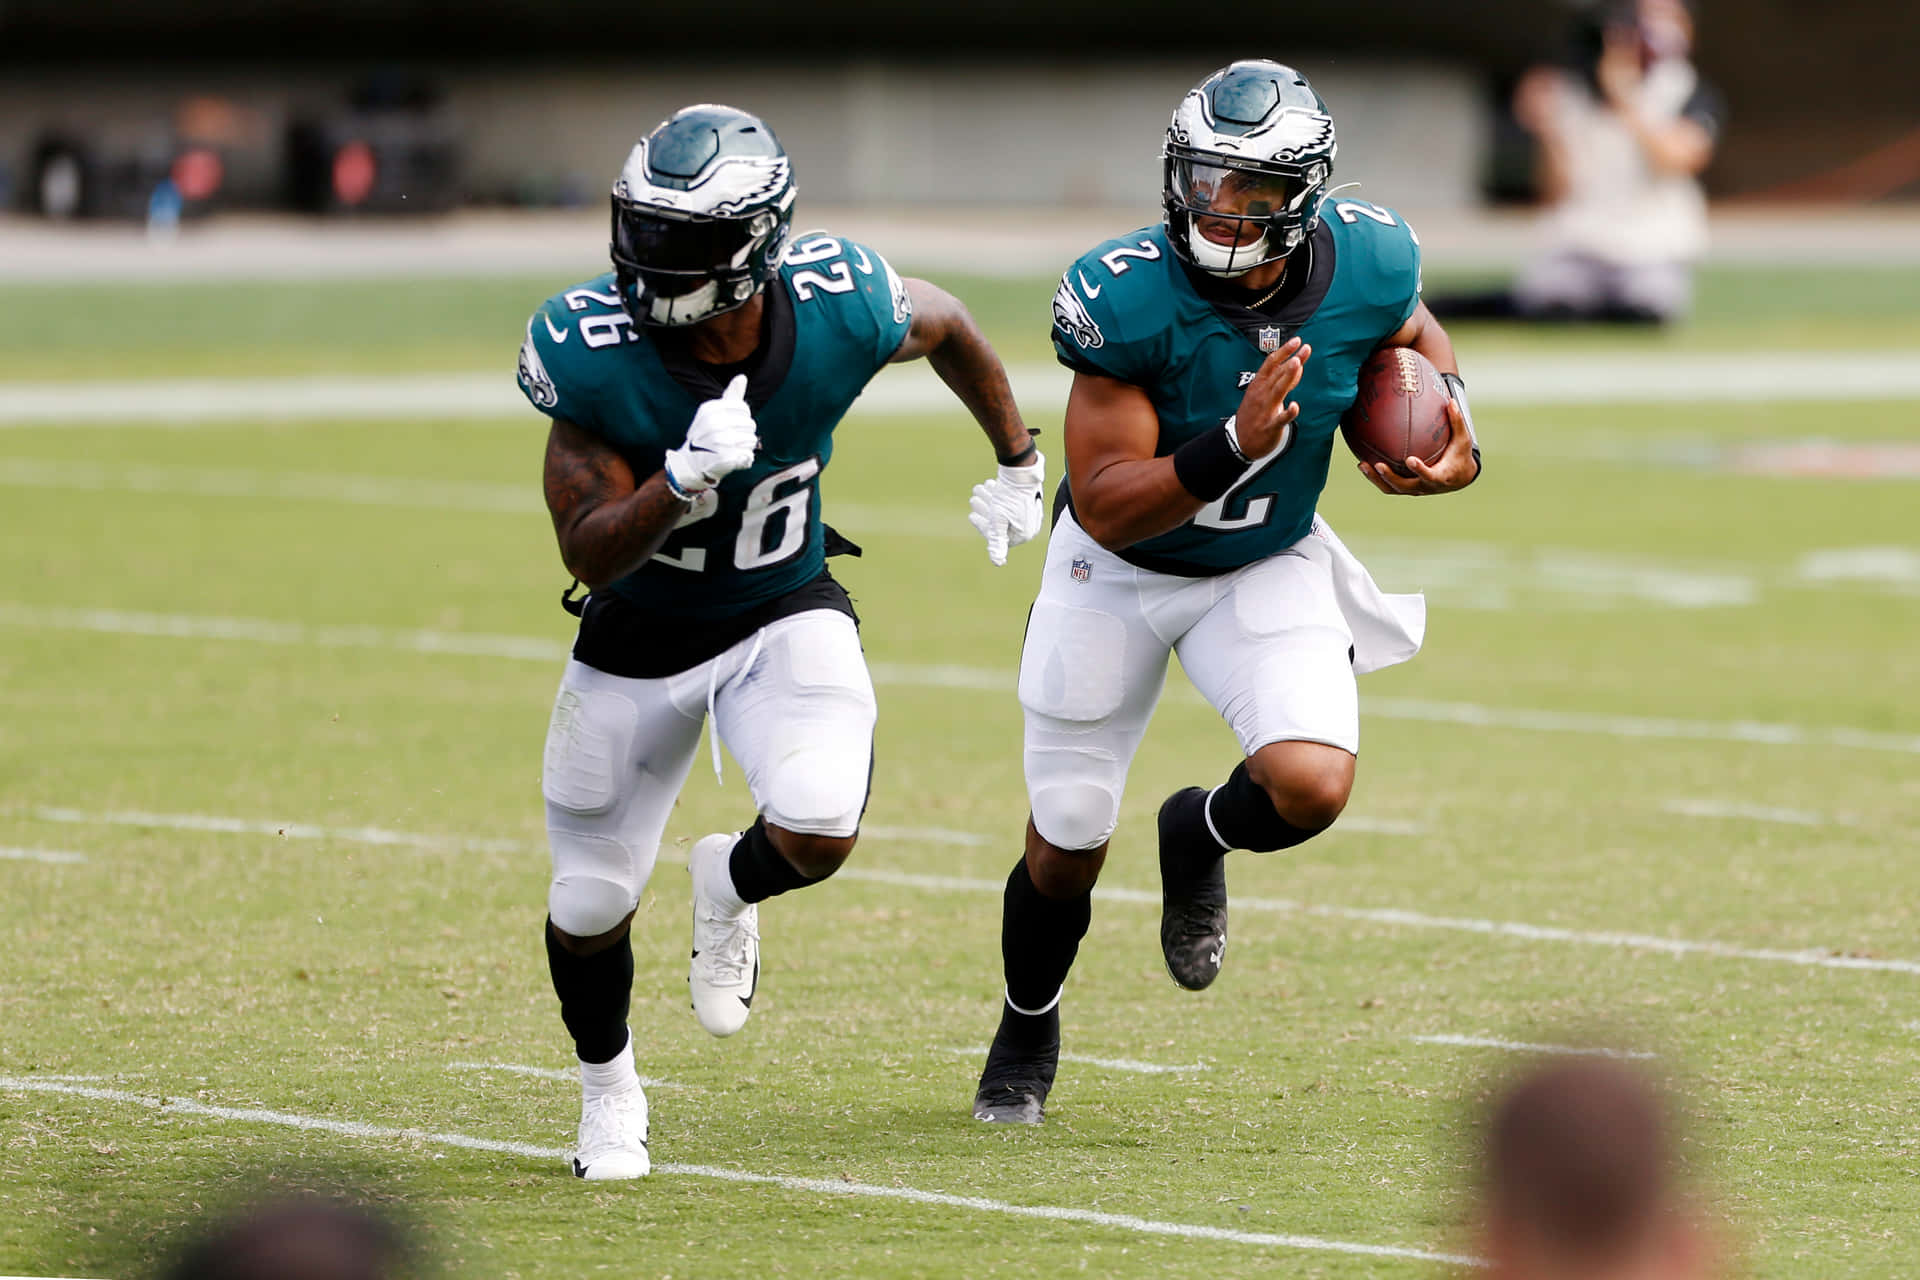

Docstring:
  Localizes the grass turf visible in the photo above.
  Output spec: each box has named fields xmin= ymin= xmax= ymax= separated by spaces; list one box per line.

xmin=1 ymin=262 xmax=1917 ymax=1279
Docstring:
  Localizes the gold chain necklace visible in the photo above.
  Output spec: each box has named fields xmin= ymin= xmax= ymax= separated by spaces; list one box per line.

xmin=1245 ymin=259 xmax=1290 ymax=309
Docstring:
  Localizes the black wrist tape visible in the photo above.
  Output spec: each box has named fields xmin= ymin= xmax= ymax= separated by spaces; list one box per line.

xmin=996 ymin=428 xmax=1042 ymax=468
xmin=1172 ymin=423 xmax=1246 ymax=501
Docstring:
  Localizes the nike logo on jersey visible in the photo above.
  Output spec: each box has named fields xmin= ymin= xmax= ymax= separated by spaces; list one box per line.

xmin=1076 ymin=270 xmax=1102 ymax=299
xmin=543 ymin=314 xmax=570 ymax=343
xmin=1239 ymin=371 xmax=1256 ymax=387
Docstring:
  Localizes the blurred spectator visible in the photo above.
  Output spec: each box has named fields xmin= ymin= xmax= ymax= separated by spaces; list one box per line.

xmin=1429 ymin=0 xmax=1723 ymax=325
xmin=1479 ymin=1058 xmax=1716 ymax=1280
xmin=159 ymin=1198 xmax=415 ymax=1280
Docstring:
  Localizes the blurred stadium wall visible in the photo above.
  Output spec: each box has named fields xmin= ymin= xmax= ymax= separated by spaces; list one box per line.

xmin=0 ymin=0 xmax=1913 ymax=210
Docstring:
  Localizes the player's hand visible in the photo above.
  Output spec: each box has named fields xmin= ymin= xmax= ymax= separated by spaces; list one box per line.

xmin=665 ymin=374 xmax=759 ymax=495
xmin=967 ymin=451 xmax=1046 ymax=566
xmin=1233 ymin=339 xmax=1310 ymax=458
xmin=1358 ymin=397 xmax=1480 ymax=495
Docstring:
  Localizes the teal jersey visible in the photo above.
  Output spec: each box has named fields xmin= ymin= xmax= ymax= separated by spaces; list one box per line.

xmin=1050 ymin=203 xmax=1421 ymax=574
xmin=517 ymin=232 xmax=913 ymax=621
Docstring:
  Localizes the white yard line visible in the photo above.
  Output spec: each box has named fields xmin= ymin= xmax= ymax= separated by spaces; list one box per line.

xmin=940 ymin=1047 xmax=1207 ymax=1075
xmin=4 ymin=351 xmax=1920 ymax=426
xmin=31 ymin=806 xmax=525 ymax=855
xmin=26 ymin=807 xmax=982 ymax=856
xmin=841 ymin=867 xmax=1920 ymax=976
xmin=0 ymin=846 xmax=87 ymax=864
xmin=20 ymin=803 xmax=1920 ymax=975
xmin=0 ymin=1076 xmax=1480 ymax=1267
xmin=1661 ymin=798 xmax=1852 ymax=827
xmin=3 ymin=602 xmax=1915 ymax=755
xmin=448 ymin=1061 xmax=684 ymax=1089
xmin=1410 ymin=1035 xmax=1656 ymax=1060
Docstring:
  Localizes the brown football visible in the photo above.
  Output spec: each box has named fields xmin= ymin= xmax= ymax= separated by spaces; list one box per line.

xmin=1341 ymin=346 xmax=1453 ymax=478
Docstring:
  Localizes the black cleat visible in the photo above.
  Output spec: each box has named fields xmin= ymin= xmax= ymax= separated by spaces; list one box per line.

xmin=971 ymin=1000 xmax=1061 ymax=1124
xmin=1158 ymin=786 xmax=1229 ymax=991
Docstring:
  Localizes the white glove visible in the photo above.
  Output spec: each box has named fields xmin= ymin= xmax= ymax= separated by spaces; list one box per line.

xmin=967 ymin=452 xmax=1047 ymax=567
xmin=664 ymin=374 xmax=758 ymax=497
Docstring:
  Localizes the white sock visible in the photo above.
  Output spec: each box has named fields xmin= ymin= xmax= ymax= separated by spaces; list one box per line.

xmin=580 ymin=1031 xmax=639 ymax=1100
xmin=698 ymin=837 xmax=750 ymax=919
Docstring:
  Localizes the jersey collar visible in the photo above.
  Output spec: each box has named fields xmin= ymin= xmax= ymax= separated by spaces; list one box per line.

xmin=650 ymin=278 xmax=797 ymax=410
xmin=1179 ymin=218 xmax=1337 ymax=351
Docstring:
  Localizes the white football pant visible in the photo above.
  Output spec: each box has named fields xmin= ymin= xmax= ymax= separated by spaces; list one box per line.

xmin=542 ymin=609 xmax=876 ymax=937
xmin=1020 ymin=513 xmax=1367 ymax=853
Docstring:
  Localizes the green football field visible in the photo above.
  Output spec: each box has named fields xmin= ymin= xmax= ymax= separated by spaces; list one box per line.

xmin=2 ymin=260 xmax=1917 ymax=1279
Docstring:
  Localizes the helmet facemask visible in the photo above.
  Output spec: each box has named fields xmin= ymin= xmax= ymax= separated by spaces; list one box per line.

xmin=1165 ymin=148 xmax=1327 ymax=278
xmin=610 ymin=199 xmax=790 ymax=328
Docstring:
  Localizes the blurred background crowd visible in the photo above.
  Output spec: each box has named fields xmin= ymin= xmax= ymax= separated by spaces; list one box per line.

xmin=0 ymin=0 xmax=1913 ymax=254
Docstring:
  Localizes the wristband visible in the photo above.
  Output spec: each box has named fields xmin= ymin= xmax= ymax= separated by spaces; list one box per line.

xmin=995 ymin=428 xmax=1042 ymax=467
xmin=1172 ymin=421 xmax=1247 ymax=502
xmin=662 ymin=464 xmax=702 ymax=503
xmin=1439 ymin=371 xmax=1482 ymax=477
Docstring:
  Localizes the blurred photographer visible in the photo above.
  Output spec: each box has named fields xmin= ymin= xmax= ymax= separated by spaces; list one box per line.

xmin=1479 ymin=1059 xmax=1719 ymax=1280
xmin=1432 ymin=0 xmax=1724 ymax=325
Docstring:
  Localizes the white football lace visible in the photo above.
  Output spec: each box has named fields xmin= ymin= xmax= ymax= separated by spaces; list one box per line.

xmin=694 ymin=908 xmax=759 ymax=984
xmin=580 ymin=1090 xmax=647 ymax=1153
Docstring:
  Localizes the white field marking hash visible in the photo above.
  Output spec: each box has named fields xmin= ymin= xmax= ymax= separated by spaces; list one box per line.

xmin=0 ymin=1076 xmax=1482 ymax=1267
xmin=6 ymin=351 xmax=1920 ymax=425
xmin=0 ymin=846 xmax=87 ymax=864
xmin=20 ymin=804 xmax=1920 ymax=976
xmin=940 ymin=1047 xmax=1207 ymax=1075
xmin=839 ymin=867 xmax=1920 ymax=976
xmin=1410 ymin=1035 xmax=1657 ymax=1060
xmin=448 ymin=1061 xmax=684 ymax=1089
xmin=1661 ymin=799 xmax=1851 ymax=827
xmin=4 ymin=601 xmax=1917 ymax=755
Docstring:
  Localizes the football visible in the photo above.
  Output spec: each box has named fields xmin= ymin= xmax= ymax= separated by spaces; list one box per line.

xmin=1341 ymin=346 xmax=1453 ymax=478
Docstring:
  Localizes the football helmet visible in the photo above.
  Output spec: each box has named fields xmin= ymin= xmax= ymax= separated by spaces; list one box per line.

xmin=1163 ymin=61 xmax=1338 ymax=278
xmin=610 ymin=104 xmax=797 ymax=327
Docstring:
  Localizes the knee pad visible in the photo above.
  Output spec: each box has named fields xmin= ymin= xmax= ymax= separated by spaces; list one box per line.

xmin=1025 ymin=742 xmax=1122 ymax=852
xmin=760 ymin=744 xmax=869 ymax=838
xmin=546 ymin=830 xmax=648 ymax=937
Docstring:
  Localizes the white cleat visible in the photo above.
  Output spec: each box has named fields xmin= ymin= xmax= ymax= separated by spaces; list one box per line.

xmin=688 ymin=830 xmax=760 ymax=1038
xmin=571 ymin=1083 xmax=650 ymax=1181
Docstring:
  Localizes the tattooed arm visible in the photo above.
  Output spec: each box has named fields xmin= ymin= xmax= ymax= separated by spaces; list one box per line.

xmin=543 ymin=417 xmax=690 ymax=589
xmin=890 ymin=278 xmax=1034 ymax=464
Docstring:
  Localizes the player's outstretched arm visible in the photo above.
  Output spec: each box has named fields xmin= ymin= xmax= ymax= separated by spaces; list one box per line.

xmin=890 ymin=277 xmax=1045 ymax=565
xmin=1069 ymin=339 xmax=1309 ymax=551
xmin=542 ymin=417 xmax=697 ymax=589
xmin=1359 ymin=301 xmax=1481 ymax=496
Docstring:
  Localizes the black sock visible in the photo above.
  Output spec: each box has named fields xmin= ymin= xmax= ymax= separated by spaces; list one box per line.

xmin=1207 ymin=761 xmax=1324 ymax=853
xmin=544 ymin=917 xmax=632 ymax=1065
xmin=1158 ymin=784 xmax=1226 ymax=886
xmin=1001 ymin=857 xmax=1091 ymax=1012
xmin=728 ymin=817 xmax=819 ymax=904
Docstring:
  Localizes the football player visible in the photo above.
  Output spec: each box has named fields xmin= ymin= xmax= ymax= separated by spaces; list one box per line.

xmin=973 ymin=61 xmax=1480 ymax=1123
xmin=518 ymin=104 xmax=1045 ymax=1177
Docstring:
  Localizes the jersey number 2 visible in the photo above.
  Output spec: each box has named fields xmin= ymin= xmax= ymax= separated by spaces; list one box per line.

xmin=652 ymin=457 xmax=819 ymax=573
xmin=1191 ymin=433 xmax=1291 ymax=532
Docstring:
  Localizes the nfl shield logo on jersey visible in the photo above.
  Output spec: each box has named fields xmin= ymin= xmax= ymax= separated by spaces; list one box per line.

xmin=1070 ymin=557 xmax=1092 ymax=583
xmin=1257 ymin=325 xmax=1283 ymax=353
